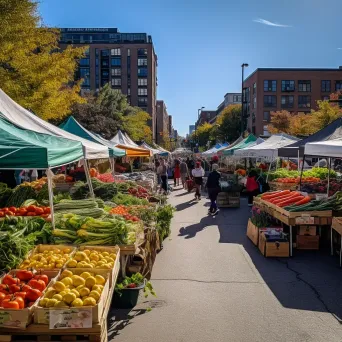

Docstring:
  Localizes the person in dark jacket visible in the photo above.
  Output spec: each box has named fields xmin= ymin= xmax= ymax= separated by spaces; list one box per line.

xmin=205 ymin=163 xmax=221 ymax=215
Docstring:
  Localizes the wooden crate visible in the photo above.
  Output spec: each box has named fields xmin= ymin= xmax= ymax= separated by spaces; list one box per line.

xmin=268 ymin=181 xmax=298 ymax=191
xmin=298 ymin=226 xmax=317 ymax=236
xmin=258 ymin=232 xmax=289 ymax=257
xmin=296 ymin=235 xmax=320 ymax=250
xmin=246 ymin=219 xmax=259 ymax=245
xmin=332 ymin=217 xmax=342 ymax=236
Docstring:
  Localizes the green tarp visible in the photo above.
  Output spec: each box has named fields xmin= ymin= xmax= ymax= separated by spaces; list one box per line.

xmin=59 ymin=116 xmax=125 ymax=158
xmin=0 ymin=118 xmax=84 ymax=169
xmin=222 ymin=134 xmax=257 ymax=156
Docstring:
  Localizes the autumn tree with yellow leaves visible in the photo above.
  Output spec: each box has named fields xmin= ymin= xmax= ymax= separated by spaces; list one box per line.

xmin=0 ymin=0 xmax=85 ymax=120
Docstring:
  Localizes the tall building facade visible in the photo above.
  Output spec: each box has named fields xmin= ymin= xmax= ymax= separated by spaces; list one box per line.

xmin=156 ymin=100 xmax=170 ymax=144
xmin=58 ymin=28 xmax=158 ymax=140
xmin=196 ymin=110 xmax=217 ymax=127
xmin=243 ymin=68 xmax=342 ymax=136
xmin=189 ymin=125 xmax=195 ymax=135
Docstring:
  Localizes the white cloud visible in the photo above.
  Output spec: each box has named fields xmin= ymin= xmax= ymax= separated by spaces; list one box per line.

xmin=337 ymin=48 xmax=342 ymax=50
xmin=253 ymin=18 xmax=292 ymax=28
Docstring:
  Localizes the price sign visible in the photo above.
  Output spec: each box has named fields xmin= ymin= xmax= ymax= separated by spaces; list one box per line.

xmin=49 ymin=308 xmax=92 ymax=329
xmin=295 ymin=214 xmax=314 ymax=225
xmin=0 ymin=311 xmax=26 ymax=329
xmin=315 ymin=193 xmax=328 ymax=200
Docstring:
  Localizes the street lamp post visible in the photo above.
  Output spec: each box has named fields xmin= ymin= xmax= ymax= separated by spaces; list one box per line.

xmin=195 ymin=106 xmax=204 ymax=151
xmin=241 ymin=63 xmax=249 ymax=136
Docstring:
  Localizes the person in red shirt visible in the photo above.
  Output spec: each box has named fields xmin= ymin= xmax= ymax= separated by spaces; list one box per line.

xmin=246 ymin=170 xmax=259 ymax=206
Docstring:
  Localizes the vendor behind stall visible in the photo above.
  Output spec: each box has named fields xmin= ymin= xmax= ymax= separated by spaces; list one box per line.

xmin=246 ymin=169 xmax=259 ymax=207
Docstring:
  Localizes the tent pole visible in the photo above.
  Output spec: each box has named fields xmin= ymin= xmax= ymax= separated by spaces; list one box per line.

xmin=299 ymin=154 xmax=305 ymax=191
xmin=297 ymin=150 xmax=300 ymax=169
xmin=83 ymin=159 xmax=95 ymax=198
xmin=327 ymin=157 xmax=331 ymax=196
xmin=46 ymin=169 xmax=55 ymax=229
xmin=266 ymin=159 xmax=272 ymax=183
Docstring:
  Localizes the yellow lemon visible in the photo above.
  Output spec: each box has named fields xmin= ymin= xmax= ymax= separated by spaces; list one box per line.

xmin=92 ymin=285 xmax=103 ymax=293
xmin=61 ymin=277 xmax=73 ymax=286
xmin=71 ymin=275 xmax=85 ymax=287
xmin=67 ymin=259 xmax=77 ymax=268
xmin=70 ymin=289 xmax=80 ymax=298
xmin=52 ymin=294 xmax=63 ymax=301
xmin=44 ymin=289 xmax=57 ymax=299
xmin=76 ymin=285 xmax=84 ymax=292
xmin=71 ymin=298 xmax=83 ymax=307
xmin=46 ymin=299 xmax=58 ymax=308
xmin=85 ymin=276 xmax=96 ymax=289
xmin=63 ymin=248 xmax=72 ymax=254
xmin=95 ymin=275 xmax=106 ymax=286
xmin=109 ymin=253 xmax=117 ymax=259
xmin=54 ymin=301 xmax=69 ymax=308
xmin=59 ymin=291 xmax=68 ymax=297
xmin=89 ymin=253 xmax=100 ymax=262
xmin=79 ymin=287 xmax=90 ymax=297
xmin=83 ymin=249 xmax=91 ymax=256
xmin=101 ymin=252 xmax=109 ymax=257
xmin=54 ymin=281 xmax=66 ymax=292
xmin=63 ymin=293 xmax=77 ymax=305
xmin=89 ymin=290 xmax=101 ymax=302
xmin=39 ymin=298 xmax=49 ymax=307
xmin=74 ymin=251 xmax=87 ymax=262
xmin=83 ymin=297 xmax=96 ymax=306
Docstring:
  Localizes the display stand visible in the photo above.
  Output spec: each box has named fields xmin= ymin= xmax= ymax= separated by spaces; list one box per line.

xmin=331 ymin=217 xmax=342 ymax=267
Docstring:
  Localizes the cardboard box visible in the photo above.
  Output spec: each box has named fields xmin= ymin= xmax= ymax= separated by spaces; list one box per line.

xmin=34 ymin=268 xmax=110 ymax=325
xmin=258 ymin=232 xmax=289 ymax=257
xmin=0 ymin=270 xmax=59 ymax=330
xmin=298 ymin=226 xmax=316 ymax=236
xmin=296 ymin=235 xmax=319 ymax=250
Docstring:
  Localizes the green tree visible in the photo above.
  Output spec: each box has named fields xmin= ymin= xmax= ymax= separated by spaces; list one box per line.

xmin=123 ymin=109 xmax=153 ymax=144
xmin=190 ymin=122 xmax=213 ymax=147
xmin=211 ymin=104 xmax=242 ymax=143
xmin=310 ymin=100 xmax=342 ymax=131
xmin=0 ymin=0 xmax=85 ymax=120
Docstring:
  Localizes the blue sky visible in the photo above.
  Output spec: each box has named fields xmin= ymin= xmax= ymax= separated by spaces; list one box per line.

xmin=39 ymin=0 xmax=342 ymax=136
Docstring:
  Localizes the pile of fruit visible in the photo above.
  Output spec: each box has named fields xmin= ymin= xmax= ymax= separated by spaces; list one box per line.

xmin=0 ymin=270 xmax=48 ymax=309
xmin=66 ymin=250 xmax=116 ymax=269
xmin=96 ymin=173 xmax=115 ymax=183
xmin=274 ymin=177 xmax=320 ymax=184
xmin=20 ymin=178 xmax=47 ymax=192
xmin=109 ymin=205 xmax=140 ymax=222
xmin=127 ymin=186 xmax=149 ymax=199
xmin=39 ymin=269 xmax=106 ymax=308
xmin=0 ymin=205 xmax=50 ymax=218
xmin=235 ymin=169 xmax=246 ymax=176
xmin=18 ymin=247 xmax=73 ymax=270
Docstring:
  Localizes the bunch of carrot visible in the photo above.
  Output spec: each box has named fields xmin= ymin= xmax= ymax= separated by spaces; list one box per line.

xmin=261 ymin=190 xmax=311 ymax=208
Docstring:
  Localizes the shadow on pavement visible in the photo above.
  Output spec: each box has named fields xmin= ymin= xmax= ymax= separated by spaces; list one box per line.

xmin=174 ymin=199 xmax=197 ymax=212
xmin=178 ymin=215 xmax=214 ymax=238
xmin=216 ymin=202 xmax=342 ymax=323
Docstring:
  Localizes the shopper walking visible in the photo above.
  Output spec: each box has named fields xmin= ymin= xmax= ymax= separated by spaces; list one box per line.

xmin=179 ymin=159 xmax=189 ymax=188
xmin=246 ymin=169 xmax=259 ymax=206
xmin=206 ymin=163 xmax=221 ymax=215
xmin=192 ymin=161 xmax=205 ymax=200
xmin=157 ymin=159 xmax=168 ymax=194
xmin=174 ymin=159 xmax=181 ymax=187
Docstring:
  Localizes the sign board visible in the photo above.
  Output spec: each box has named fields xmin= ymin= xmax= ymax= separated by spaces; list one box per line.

xmin=315 ymin=193 xmax=328 ymax=200
xmin=295 ymin=214 xmax=314 ymax=225
xmin=0 ymin=311 xmax=26 ymax=329
xmin=49 ymin=308 xmax=92 ymax=329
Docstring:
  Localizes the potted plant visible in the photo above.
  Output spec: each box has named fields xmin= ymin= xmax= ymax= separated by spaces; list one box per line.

xmin=113 ymin=273 xmax=156 ymax=308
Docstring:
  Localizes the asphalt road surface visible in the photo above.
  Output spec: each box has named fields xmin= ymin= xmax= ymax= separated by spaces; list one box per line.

xmin=109 ymin=186 xmax=342 ymax=342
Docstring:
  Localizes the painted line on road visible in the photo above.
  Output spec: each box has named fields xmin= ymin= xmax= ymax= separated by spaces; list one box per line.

xmin=151 ymin=278 xmax=262 ymax=285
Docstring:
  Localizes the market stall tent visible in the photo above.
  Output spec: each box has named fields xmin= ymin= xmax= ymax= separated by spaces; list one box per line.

xmin=222 ymin=134 xmax=259 ymax=156
xmin=153 ymin=143 xmax=170 ymax=156
xmin=172 ymin=147 xmax=193 ymax=156
xmin=278 ymin=117 xmax=342 ymax=158
xmin=202 ymin=144 xmax=222 ymax=158
xmin=110 ymin=130 xmax=151 ymax=157
xmin=0 ymin=89 xmax=109 ymax=160
xmin=140 ymin=142 xmax=161 ymax=156
xmin=234 ymin=133 xmax=299 ymax=160
xmin=59 ymin=116 xmax=126 ymax=158
xmin=304 ymin=138 xmax=342 ymax=157
xmin=0 ymin=117 xmax=84 ymax=169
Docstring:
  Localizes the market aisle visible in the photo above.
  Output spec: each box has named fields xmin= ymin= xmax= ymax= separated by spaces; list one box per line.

xmin=108 ymin=188 xmax=342 ymax=342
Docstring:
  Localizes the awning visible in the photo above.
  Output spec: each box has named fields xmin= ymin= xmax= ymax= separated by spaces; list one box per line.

xmin=0 ymin=117 xmax=83 ymax=169
xmin=222 ymin=135 xmax=259 ymax=156
xmin=140 ymin=142 xmax=162 ymax=155
xmin=110 ymin=131 xmax=151 ymax=157
xmin=304 ymin=138 xmax=342 ymax=158
xmin=0 ymin=89 xmax=109 ymax=159
xmin=234 ymin=134 xmax=299 ymax=160
xmin=278 ymin=117 xmax=342 ymax=158
xmin=59 ymin=116 xmax=126 ymax=157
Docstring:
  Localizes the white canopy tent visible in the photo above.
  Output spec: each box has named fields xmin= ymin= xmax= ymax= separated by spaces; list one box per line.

xmin=304 ymin=139 xmax=342 ymax=158
xmin=140 ymin=142 xmax=161 ymax=155
xmin=234 ymin=134 xmax=299 ymax=160
xmin=0 ymin=89 xmax=109 ymax=160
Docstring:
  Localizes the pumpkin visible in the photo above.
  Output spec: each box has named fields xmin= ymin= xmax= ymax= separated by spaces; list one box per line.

xmin=89 ymin=168 xmax=98 ymax=177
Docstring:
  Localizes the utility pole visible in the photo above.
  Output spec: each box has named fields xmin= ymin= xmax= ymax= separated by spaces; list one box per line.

xmin=241 ymin=63 xmax=249 ymax=136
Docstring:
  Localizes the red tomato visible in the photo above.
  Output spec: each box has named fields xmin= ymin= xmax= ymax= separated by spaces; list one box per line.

xmin=9 ymin=284 xmax=21 ymax=294
xmin=34 ymin=208 xmax=44 ymax=215
xmin=2 ymin=208 xmax=9 ymax=212
xmin=14 ymin=296 xmax=25 ymax=309
xmin=34 ymin=274 xmax=48 ymax=286
xmin=26 ymin=212 xmax=36 ymax=217
xmin=28 ymin=279 xmax=45 ymax=292
xmin=16 ymin=270 xmax=33 ymax=282
xmin=6 ymin=211 xmax=14 ymax=216
xmin=21 ymin=284 xmax=32 ymax=293
xmin=9 ymin=207 xmax=17 ymax=213
xmin=0 ymin=292 xmax=6 ymax=305
xmin=2 ymin=298 xmax=19 ymax=309
xmin=3 ymin=275 xmax=20 ymax=286
xmin=0 ymin=212 xmax=4 ymax=218
xmin=27 ymin=205 xmax=36 ymax=212
xmin=44 ymin=207 xmax=51 ymax=214
xmin=0 ymin=284 xmax=10 ymax=295
xmin=14 ymin=292 xmax=26 ymax=299
xmin=26 ymin=288 xmax=41 ymax=302
xmin=19 ymin=208 xmax=27 ymax=216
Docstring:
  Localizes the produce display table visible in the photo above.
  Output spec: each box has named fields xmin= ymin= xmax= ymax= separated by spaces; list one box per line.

xmin=253 ymin=198 xmax=332 ymax=256
xmin=331 ymin=217 xmax=342 ymax=267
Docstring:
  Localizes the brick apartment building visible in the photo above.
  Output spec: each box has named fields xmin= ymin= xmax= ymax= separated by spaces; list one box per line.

xmin=156 ymin=100 xmax=170 ymax=144
xmin=243 ymin=68 xmax=342 ymax=136
xmin=58 ymin=28 xmax=158 ymax=140
xmin=196 ymin=110 xmax=217 ymax=127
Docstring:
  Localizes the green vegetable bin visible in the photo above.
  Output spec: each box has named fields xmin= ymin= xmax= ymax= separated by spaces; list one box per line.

xmin=112 ymin=283 xmax=145 ymax=309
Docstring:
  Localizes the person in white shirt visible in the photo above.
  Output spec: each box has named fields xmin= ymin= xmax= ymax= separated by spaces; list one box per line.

xmin=191 ymin=161 xmax=205 ymax=200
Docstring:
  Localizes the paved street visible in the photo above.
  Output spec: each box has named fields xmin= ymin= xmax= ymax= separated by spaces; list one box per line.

xmin=109 ymin=187 xmax=342 ymax=342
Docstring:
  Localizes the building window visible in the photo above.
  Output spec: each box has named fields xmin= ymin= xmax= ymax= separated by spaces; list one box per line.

xmin=110 ymin=48 xmax=121 ymax=56
xmin=336 ymin=81 xmax=342 ymax=91
xmin=281 ymin=95 xmax=294 ymax=108
xmin=80 ymin=68 xmax=90 ymax=87
xmin=138 ymin=97 xmax=148 ymax=105
xmin=263 ymin=111 xmax=270 ymax=122
xmin=253 ymin=82 xmax=256 ymax=95
xmin=138 ymin=88 xmax=148 ymax=96
xmin=233 ymin=95 xmax=241 ymax=102
xmin=298 ymin=80 xmax=311 ymax=92
xmin=252 ymin=113 xmax=256 ymax=123
xmin=138 ymin=78 xmax=147 ymax=86
xmin=111 ymin=68 xmax=121 ymax=76
xmin=101 ymin=60 xmax=109 ymax=67
xmin=252 ymin=126 xmax=256 ymax=135
xmin=111 ymin=78 xmax=121 ymax=86
xmin=127 ymin=88 xmax=131 ymax=96
xmin=138 ymin=58 xmax=148 ymax=66
xmin=264 ymin=80 xmax=276 ymax=92
xmin=321 ymin=80 xmax=331 ymax=92
xmin=281 ymin=80 xmax=295 ymax=92
xmin=101 ymin=70 xmax=109 ymax=78
xmin=127 ymin=49 xmax=130 ymax=56
xmin=298 ymin=95 xmax=311 ymax=108
xmin=101 ymin=49 xmax=109 ymax=57
xmin=79 ymin=58 xmax=90 ymax=67
xmin=111 ymin=58 xmax=121 ymax=66
xmin=138 ymin=67 xmax=148 ymax=76
xmin=264 ymin=95 xmax=277 ymax=107
xmin=322 ymin=95 xmax=330 ymax=101
xmin=263 ymin=125 xmax=270 ymax=136
xmin=138 ymin=48 xmax=147 ymax=56
xmin=253 ymin=97 xmax=256 ymax=109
